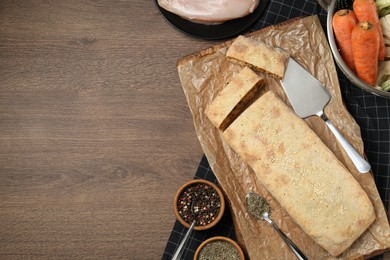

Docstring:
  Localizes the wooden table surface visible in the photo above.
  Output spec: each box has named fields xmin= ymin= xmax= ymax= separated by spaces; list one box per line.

xmin=0 ymin=1 xmax=217 ymax=259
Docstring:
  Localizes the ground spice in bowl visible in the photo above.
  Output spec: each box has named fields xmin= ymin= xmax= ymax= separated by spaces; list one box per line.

xmin=174 ymin=179 xmax=225 ymax=230
xmin=198 ymin=240 xmax=240 ymax=260
xmin=194 ymin=236 xmax=245 ymax=260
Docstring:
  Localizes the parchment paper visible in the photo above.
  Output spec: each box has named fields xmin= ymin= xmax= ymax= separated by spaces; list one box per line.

xmin=177 ymin=16 xmax=390 ymax=259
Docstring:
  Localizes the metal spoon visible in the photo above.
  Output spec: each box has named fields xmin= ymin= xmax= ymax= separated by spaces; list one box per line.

xmin=172 ymin=200 xmax=198 ymax=260
xmin=245 ymin=192 xmax=308 ymax=260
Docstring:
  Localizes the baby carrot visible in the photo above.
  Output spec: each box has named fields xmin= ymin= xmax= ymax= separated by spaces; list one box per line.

xmin=353 ymin=0 xmax=385 ymax=61
xmin=332 ymin=9 xmax=358 ymax=72
xmin=351 ymin=21 xmax=379 ymax=86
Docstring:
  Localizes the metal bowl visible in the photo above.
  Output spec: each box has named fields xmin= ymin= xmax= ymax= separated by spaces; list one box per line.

xmin=320 ymin=0 xmax=390 ymax=98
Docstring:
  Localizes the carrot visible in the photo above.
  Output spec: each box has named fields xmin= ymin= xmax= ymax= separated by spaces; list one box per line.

xmin=332 ymin=9 xmax=358 ymax=72
xmin=351 ymin=21 xmax=380 ymax=86
xmin=353 ymin=0 xmax=386 ymax=61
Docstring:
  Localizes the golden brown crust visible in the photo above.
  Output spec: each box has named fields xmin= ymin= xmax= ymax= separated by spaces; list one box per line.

xmin=205 ymin=66 xmax=265 ymax=131
xmin=226 ymin=35 xmax=290 ymax=79
xmin=222 ymin=91 xmax=376 ymax=256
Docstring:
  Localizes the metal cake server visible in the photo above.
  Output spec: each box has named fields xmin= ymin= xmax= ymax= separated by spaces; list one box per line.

xmin=281 ymin=57 xmax=371 ymax=173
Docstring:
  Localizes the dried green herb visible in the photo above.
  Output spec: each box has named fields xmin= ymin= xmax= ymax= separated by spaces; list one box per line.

xmin=198 ymin=240 xmax=240 ymax=260
xmin=246 ymin=192 xmax=271 ymax=219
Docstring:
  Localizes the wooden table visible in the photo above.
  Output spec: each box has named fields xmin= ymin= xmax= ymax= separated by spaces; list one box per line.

xmin=0 ymin=1 xmax=215 ymax=258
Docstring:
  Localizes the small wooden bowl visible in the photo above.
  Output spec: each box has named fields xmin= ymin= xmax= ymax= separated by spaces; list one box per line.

xmin=173 ymin=179 xmax=225 ymax=231
xmin=194 ymin=236 xmax=245 ymax=260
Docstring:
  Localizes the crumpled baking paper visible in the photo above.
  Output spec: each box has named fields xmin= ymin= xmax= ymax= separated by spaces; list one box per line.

xmin=176 ymin=15 xmax=390 ymax=259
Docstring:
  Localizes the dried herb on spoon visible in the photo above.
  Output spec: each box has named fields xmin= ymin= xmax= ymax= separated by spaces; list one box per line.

xmin=246 ymin=192 xmax=271 ymax=219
